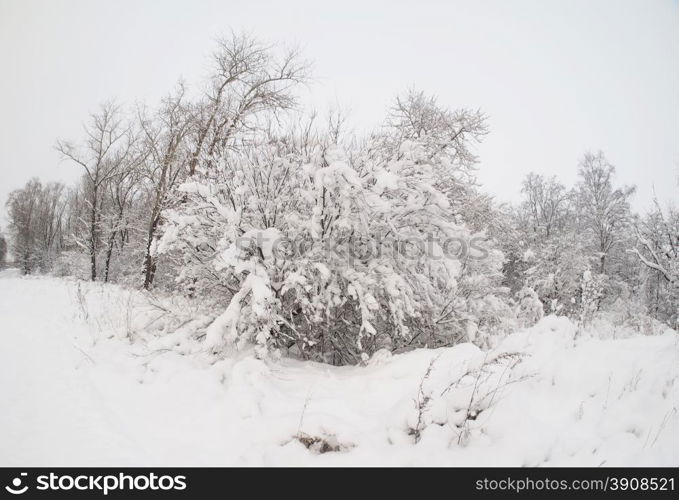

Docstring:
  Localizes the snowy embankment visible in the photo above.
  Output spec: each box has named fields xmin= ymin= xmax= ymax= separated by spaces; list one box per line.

xmin=1 ymin=271 xmax=677 ymax=466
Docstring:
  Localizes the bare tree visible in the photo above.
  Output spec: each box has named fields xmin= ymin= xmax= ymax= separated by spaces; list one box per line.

xmin=187 ymin=32 xmax=310 ymax=175
xmin=34 ymin=181 xmax=68 ymax=270
xmin=56 ymin=102 xmax=135 ymax=281
xmin=0 ymin=229 xmax=6 ymax=268
xmin=138 ymin=33 xmax=309 ymax=289
xmin=101 ymin=161 xmax=143 ymax=282
xmin=137 ymin=83 xmax=193 ymax=289
xmin=5 ymin=179 xmax=67 ymax=273
xmin=5 ymin=180 xmax=40 ymax=273
xmin=520 ymin=173 xmax=570 ymax=240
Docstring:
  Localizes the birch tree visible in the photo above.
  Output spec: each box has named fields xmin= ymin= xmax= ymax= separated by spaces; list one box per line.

xmin=575 ymin=151 xmax=635 ymax=274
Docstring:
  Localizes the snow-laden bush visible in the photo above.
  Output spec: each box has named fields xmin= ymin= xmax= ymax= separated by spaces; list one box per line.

xmin=578 ymin=269 xmax=605 ymax=329
xmin=514 ymin=287 xmax=544 ymax=328
xmin=52 ymin=250 xmax=91 ymax=280
xmin=519 ymin=232 xmax=590 ymax=316
xmin=157 ymin=121 xmax=511 ymax=363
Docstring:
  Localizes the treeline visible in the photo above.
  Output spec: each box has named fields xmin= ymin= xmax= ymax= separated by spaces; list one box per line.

xmin=3 ymin=33 xmax=677 ymax=363
xmin=6 ymin=33 xmax=309 ymax=286
xmin=508 ymin=157 xmax=678 ymax=329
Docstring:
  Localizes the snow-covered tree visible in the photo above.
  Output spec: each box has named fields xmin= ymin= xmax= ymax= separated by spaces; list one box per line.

xmin=505 ymin=172 xmax=584 ymax=315
xmin=634 ymin=199 xmax=679 ymax=328
xmin=520 ymin=173 xmax=570 ymax=240
xmin=509 ymin=156 xmax=638 ymax=318
xmin=56 ymin=102 xmax=137 ymax=281
xmin=514 ymin=286 xmax=544 ymax=328
xmin=0 ymin=230 xmax=6 ymax=268
xmin=575 ymin=151 xmax=635 ymax=275
xmin=577 ymin=269 xmax=605 ymax=330
xmin=5 ymin=179 xmax=68 ymax=274
xmin=99 ymin=161 xmax=144 ymax=283
xmin=380 ymin=90 xmax=488 ymax=221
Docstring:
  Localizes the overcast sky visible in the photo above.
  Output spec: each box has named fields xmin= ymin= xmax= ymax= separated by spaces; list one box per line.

xmin=1 ymin=0 xmax=678 ymax=226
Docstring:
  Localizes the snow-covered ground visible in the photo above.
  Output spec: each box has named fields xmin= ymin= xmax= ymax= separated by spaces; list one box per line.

xmin=1 ymin=270 xmax=678 ymax=466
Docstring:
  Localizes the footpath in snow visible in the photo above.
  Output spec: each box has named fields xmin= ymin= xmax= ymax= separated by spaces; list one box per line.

xmin=0 ymin=271 xmax=678 ymax=466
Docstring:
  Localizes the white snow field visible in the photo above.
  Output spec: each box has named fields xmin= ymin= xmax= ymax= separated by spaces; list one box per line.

xmin=1 ymin=270 xmax=678 ymax=466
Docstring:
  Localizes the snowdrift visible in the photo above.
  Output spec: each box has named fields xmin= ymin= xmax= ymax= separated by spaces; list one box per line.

xmin=1 ymin=272 xmax=677 ymax=466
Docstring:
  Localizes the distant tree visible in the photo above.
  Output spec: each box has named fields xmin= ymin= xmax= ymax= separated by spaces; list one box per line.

xmin=503 ymin=172 xmax=579 ymax=314
xmin=0 ymin=229 xmax=7 ymax=268
xmin=6 ymin=179 xmax=41 ymax=273
xmin=100 ymin=159 xmax=143 ymax=282
xmin=520 ymin=173 xmax=570 ymax=240
xmin=56 ymin=102 xmax=136 ymax=281
xmin=5 ymin=178 xmax=67 ymax=273
xmin=575 ymin=151 xmax=635 ymax=274
xmin=633 ymin=198 xmax=679 ymax=327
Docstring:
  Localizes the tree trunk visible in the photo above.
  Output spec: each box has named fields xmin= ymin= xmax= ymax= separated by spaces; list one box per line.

xmin=142 ymin=214 xmax=160 ymax=289
xmin=89 ymin=186 xmax=98 ymax=281
xmin=103 ymin=209 xmax=125 ymax=283
xmin=23 ymin=249 xmax=30 ymax=275
xmin=103 ymin=232 xmax=115 ymax=283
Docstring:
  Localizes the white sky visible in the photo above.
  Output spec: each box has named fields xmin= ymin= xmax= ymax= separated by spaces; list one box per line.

xmin=1 ymin=0 xmax=678 ymax=226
